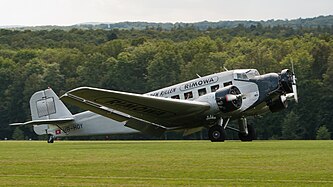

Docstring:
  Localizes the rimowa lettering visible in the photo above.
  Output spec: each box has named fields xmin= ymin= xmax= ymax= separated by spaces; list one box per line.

xmin=181 ymin=76 xmax=218 ymax=91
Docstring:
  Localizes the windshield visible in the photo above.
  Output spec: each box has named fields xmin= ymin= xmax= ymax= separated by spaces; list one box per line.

xmin=246 ymin=69 xmax=260 ymax=79
xmin=236 ymin=73 xmax=248 ymax=80
xmin=234 ymin=69 xmax=260 ymax=80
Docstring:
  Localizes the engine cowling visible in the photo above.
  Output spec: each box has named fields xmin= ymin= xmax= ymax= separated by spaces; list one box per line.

xmin=280 ymin=69 xmax=293 ymax=93
xmin=268 ymin=96 xmax=288 ymax=113
xmin=215 ymin=85 xmax=242 ymax=113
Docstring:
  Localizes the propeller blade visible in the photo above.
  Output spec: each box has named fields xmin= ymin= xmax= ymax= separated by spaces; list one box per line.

xmin=292 ymin=84 xmax=298 ymax=103
xmin=291 ymin=60 xmax=295 ymax=74
xmin=291 ymin=61 xmax=298 ymax=103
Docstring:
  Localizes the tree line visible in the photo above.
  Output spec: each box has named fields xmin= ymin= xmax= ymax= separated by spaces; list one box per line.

xmin=9 ymin=15 xmax=333 ymax=31
xmin=0 ymin=25 xmax=332 ymax=140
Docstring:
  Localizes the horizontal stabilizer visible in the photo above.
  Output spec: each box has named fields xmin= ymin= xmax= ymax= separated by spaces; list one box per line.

xmin=10 ymin=118 xmax=74 ymax=126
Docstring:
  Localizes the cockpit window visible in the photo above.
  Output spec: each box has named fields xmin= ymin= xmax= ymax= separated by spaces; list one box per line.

xmin=234 ymin=69 xmax=260 ymax=80
xmin=236 ymin=73 xmax=248 ymax=80
xmin=253 ymin=70 xmax=260 ymax=76
xmin=246 ymin=70 xmax=260 ymax=79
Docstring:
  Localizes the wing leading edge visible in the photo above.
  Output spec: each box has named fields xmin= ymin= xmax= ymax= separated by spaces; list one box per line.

xmin=60 ymin=87 xmax=210 ymax=128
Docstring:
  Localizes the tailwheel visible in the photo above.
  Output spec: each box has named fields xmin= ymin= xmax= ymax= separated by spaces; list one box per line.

xmin=47 ymin=135 xmax=54 ymax=143
xmin=238 ymin=124 xmax=256 ymax=142
xmin=208 ymin=125 xmax=226 ymax=142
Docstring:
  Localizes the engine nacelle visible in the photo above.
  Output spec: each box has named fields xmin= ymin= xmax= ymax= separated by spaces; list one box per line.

xmin=268 ymin=95 xmax=288 ymax=113
xmin=215 ymin=85 xmax=242 ymax=113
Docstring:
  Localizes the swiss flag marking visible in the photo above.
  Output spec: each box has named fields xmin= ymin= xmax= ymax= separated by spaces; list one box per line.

xmin=55 ymin=129 xmax=61 ymax=135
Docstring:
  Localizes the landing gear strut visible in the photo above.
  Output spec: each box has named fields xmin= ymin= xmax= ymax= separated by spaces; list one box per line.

xmin=238 ymin=118 xmax=256 ymax=141
xmin=47 ymin=135 xmax=54 ymax=143
xmin=238 ymin=124 xmax=256 ymax=141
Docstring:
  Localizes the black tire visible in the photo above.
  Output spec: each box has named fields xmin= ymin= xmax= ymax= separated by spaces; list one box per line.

xmin=208 ymin=125 xmax=226 ymax=142
xmin=239 ymin=124 xmax=256 ymax=142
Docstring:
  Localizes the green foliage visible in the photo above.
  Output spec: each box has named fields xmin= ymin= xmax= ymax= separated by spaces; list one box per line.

xmin=316 ymin=125 xmax=331 ymax=140
xmin=147 ymin=42 xmax=182 ymax=89
xmin=281 ymin=111 xmax=305 ymax=140
xmin=9 ymin=15 xmax=333 ymax=31
xmin=11 ymin=127 xmax=24 ymax=140
xmin=323 ymin=51 xmax=333 ymax=91
xmin=0 ymin=22 xmax=332 ymax=140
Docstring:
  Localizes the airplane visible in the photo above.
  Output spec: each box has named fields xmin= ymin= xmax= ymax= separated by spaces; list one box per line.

xmin=10 ymin=67 xmax=298 ymax=143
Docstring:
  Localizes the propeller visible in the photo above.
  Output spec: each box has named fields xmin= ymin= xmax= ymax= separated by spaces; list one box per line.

xmin=291 ymin=61 xmax=298 ymax=103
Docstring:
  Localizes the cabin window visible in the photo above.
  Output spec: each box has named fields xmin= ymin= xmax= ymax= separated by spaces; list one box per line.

xmin=210 ymin=85 xmax=219 ymax=92
xmin=184 ymin=91 xmax=193 ymax=100
xmin=198 ymin=88 xmax=207 ymax=96
xmin=171 ymin=95 xmax=180 ymax=99
xmin=223 ymin=81 xmax=232 ymax=87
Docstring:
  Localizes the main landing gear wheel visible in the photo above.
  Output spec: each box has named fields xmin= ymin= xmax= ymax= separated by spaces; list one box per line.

xmin=208 ymin=125 xmax=226 ymax=142
xmin=47 ymin=135 xmax=54 ymax=143
xmin=238 ymin=124 xmax=256 ymax=142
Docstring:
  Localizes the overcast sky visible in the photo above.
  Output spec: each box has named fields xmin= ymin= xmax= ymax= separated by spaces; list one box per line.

xmin=1 ymin=0 xmax=332 ymax=26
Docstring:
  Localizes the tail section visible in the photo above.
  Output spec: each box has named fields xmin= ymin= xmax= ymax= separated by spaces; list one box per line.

xmin=30 ymin=88 xmax=73 ymax=135
xmin=30 ymin=88 xmax=73 ymax=121
xmin=10 ymin=88 xmax=74 ymax=135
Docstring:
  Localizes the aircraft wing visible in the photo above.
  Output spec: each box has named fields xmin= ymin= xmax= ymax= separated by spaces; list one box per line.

xmin=61 ymin=87 xmax=210 ymax=128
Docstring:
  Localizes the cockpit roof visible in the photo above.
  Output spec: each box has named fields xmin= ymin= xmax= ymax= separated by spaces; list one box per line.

xmin=233 ymin=69 xmax=259 ymax=74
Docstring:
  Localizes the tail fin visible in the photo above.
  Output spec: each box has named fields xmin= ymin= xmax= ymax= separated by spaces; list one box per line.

xmin=30 ymin=88 xmax=74 ymax=135
xmin=10 ymin=88 xmax=74 ymax=135
xmin=30 ymin=88 xmax=73 ymax=121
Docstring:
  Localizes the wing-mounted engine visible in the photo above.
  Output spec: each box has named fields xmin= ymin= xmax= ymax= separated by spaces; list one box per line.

xmin=215 ymin=85 xmax=242 ymax=113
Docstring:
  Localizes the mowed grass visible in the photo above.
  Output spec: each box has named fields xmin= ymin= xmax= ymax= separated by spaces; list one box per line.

xmin=0 ymin=140 xmax=332 ymax=186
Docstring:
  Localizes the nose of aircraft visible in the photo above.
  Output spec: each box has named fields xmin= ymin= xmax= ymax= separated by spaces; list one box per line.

xmin=279 ymin=69 xmax=298 ymax=103
xmin=280 ymin=69 xmax=293 ymax=93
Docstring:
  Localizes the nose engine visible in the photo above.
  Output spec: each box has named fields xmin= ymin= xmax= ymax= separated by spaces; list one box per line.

xmin=280 ymin=69 xmax=293 ymax=94
xmin=215 ymin=85 xmax=242 ymax=113
xmin=279 ymin=68 xmax=298 ymax=102
xmin=269 ymin=68 xmax=298 ymax=112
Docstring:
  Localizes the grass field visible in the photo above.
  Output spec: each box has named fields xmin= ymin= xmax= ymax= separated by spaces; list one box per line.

xmin=0 ymin=140 xmax=332 ymax=186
